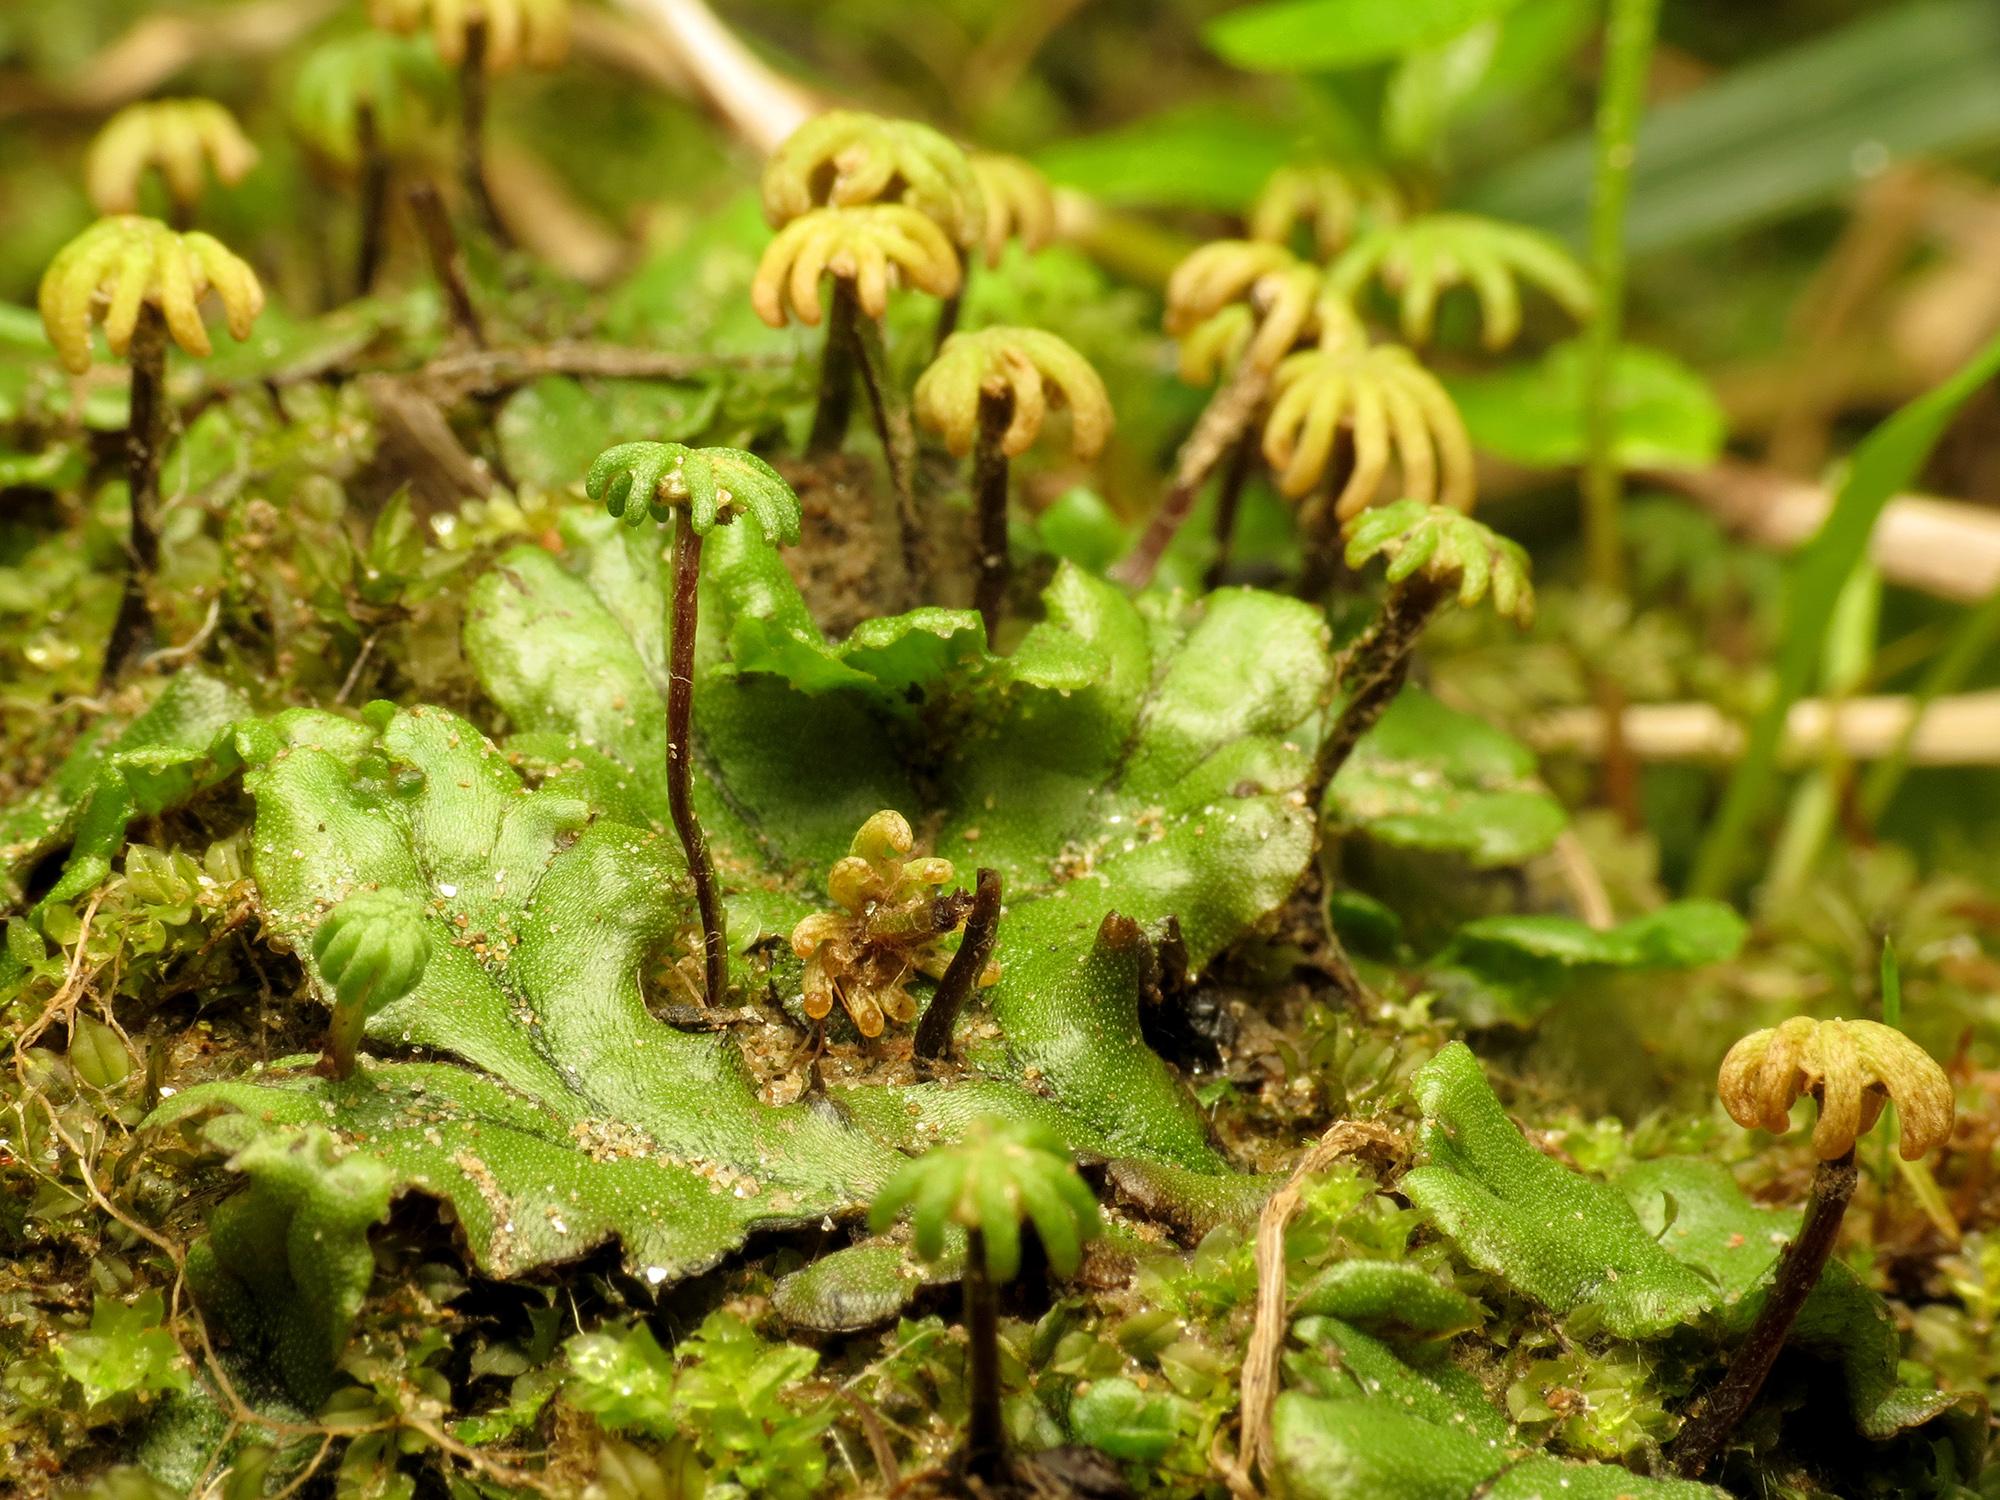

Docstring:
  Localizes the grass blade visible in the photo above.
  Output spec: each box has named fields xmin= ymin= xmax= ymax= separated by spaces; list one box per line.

xmin=1859 ymin=580 xmax=2000 ymax=822
xmin=1688 ymin=329 xmax=2000 ymax=899
xmin=1581 ymin=0 xmax=1663 ymax=594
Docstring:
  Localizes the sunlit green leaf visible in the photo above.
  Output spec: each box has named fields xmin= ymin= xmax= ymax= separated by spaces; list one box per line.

xmin=1326 ymin=689 xmax=1565 ymax=867
xmin=1035 ymin=102 xmax=1298 ymax=212
xmin=1444 ymin=341 xmax=1725 ymax=469
xmin=1432 ymin=900 xmax=1747 ymax=1024
xmin=496 ymin=375 xmax=719 ymax=493
xmin=1207 ymin=0 xmax=1524 ymax=73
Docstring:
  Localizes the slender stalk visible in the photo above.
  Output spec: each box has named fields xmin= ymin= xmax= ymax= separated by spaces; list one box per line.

xmin=356 ymin=102 xmax=389 ymax=296
xmin=457 ymin=18 xmax=509 ymax=242
xmin=1577 ymin=0 xmax=1659 ymax=840
xmin=101 ymin=304 xmax=168 ymax=687
xmin=1667 ymin=1151 xmax=1859 ymax=1478
xmin=324 ymin=996 xmax=367 ymax=1081
xmin=408 ymin=180 xmax=485 ymax=346
xmin=971 ymin=391 xmax=1012 ymax=639
xmin=668 ymin=520 xmax=728 ymax=1006
xmin=1115 ymin=361 xmax=1269 ymax=589
xmin=1201 ymin=433 xmax=1256 ymax=592
xmin=1592 ymin=672 xmax=1643 ymax=831
xmin=1293 ymin=441 xmax=1354 ymax=602
xmin=850 ymin=307 xmax=924 ymax=589
xmin=962 ymin=1225 xmax=1005 ymax=1485
xmin=1309 ymin=575 xmax=1450 ymax=804
xmin=914 ymin=868 xmax=1001 ymax=1062
xmin=807 ymin=279 xmax=858 ymax=456
xmin=1579 ymin=0 xmax=1660 ymax=595
xmin=934 ymin=280 xmax=965 ymax=350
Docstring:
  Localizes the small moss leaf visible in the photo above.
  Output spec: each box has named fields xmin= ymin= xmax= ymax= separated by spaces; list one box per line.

xmin=69 ymin=1014 xmax=135 ymax=1092
xmin=1070 ymin=1376 xmax=1182 ymax=1462
xmin=54 ymin=1293 xmax=192 ymax=1416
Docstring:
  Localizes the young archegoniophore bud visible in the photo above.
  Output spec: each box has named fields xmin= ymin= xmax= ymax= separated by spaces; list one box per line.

xmin=39 ymin=216 xmax=264 ymax=375
xmin=967 ymin=152 xmax=1057 ymax=268
xmin=1310 ymin=500 xmax=1533 ymax=795
xmin=368 ymin=0 xmax=571 ymax=72
xmin=914 ymin=326 xmax=1113 ymax=461
xmin=869 ymin=1117 xmax=1100 ymax=1283
xmin=1327 ymin=212 xmax=1595 ymax=350
xmin=761 ymin=109 xmax=984 ymax=253
xmin=586 ymin=440 xmax=803 ymax=544
xmin=1719 ymin=1016 xmax=1955 ymax=1162
xmin=1164 ymin=240 xmax=1322 ymax=374
xmin=1344 ymin=499 xmax=1535 ymax=626
xmin=1249 ymin=161 xmax=1405 ymax=258
xmin=751 ymin=204 xmax=961 ymax=328
xmin=290 ymin=32 xmax=444 ymax=168
xmin=790 ymin=810 xmax=999 ymax=1040
xmin=1261 ymin=309 xmax=1476 ymax=518
xmin=312 ymin=889 xmax=433 ymax=1076
xmin=85 ymin=99 xmax=258 ymax=218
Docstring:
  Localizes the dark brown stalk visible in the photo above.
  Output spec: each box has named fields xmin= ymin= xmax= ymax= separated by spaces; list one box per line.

xmin=971 ymin=390 xmax=1012 ymax=639
xmin=1201 ymin=433 xmax=1257 ymax=591
xmin=806 ymin=278 xmax=858 ymax=456
xmin=1592 ymin=669 xmax=1645 ymax=832
xmin=1294 ymin=440 xmax=1355 ymax=602
xmin=962 ymin=1225 xmax=1005 ymax=1485
xmin=850 ymin=306 xmax=925 ymax=590
xmin=457 ymin=19 xmax=509 ymax=243
xmin=1308 ymin=574 xmax=1450 ymax=804
xmin=1115 ymin=361 xmax=1269 ymax=589
xmin=934 ymin=280 xmax=964 ymax=350
xmin=1668 ymin=1151 xmax=1859 ymax=1479
xmin=408 ymin=180 xmax=485 ymax=346
xmin=914 ymin=868 xmax=1001 ymax=1061
xmin=668 ymin=520 xmax=728 ymax=1007
xmin=101 ymin=304 xmax=168 ymax=687
xmin=356 ymin=101 xmax=389 ymax=295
